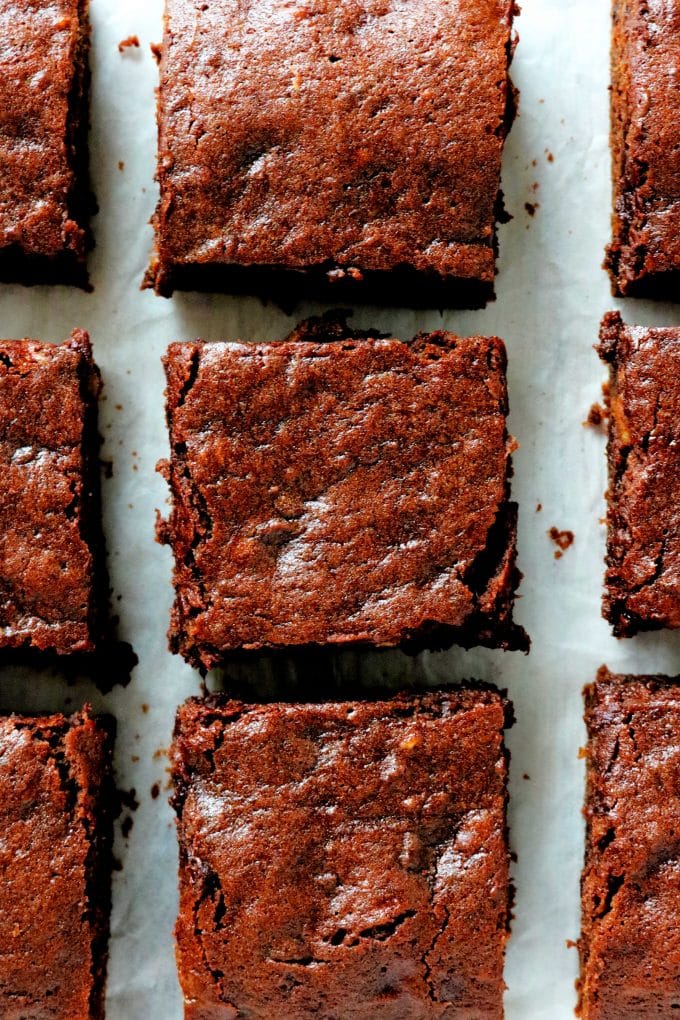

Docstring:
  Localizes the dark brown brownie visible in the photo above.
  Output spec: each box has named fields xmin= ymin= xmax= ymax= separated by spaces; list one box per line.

xmin=606 ymin=0 xmax=680 ymax=298
xmin=579 ymin=668 xmax=680 ymax=1018
xmin=172 ymin=689 xmax=512 ymax=1020
xmin=0 ymin=331 xmax=106 ymax=655
xmin=598 ymin=312 xmax=680 ymax=637
xmin=0 ymin=0 xmax=92 ymax=287
xmin=146 ymin=0 xmax=518 ymax=306
xmin=0 ymin=708 xmax=116 ymax=1020
xmin=158 ymin=318 xmax=527 ymax=670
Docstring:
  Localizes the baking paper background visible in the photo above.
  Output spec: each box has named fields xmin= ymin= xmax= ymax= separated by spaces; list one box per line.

xmin=0 ymin=2 xmax=679 ymax=1016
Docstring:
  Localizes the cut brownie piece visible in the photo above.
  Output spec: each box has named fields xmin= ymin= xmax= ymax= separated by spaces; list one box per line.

xmin=146 ymin=0 xmax=518 ymax=306
xmin=0 ymin=0 xmax=92 ymax=287
xmin=172 ymin=689 xmax=512 ymax=1020
xmin=598 ymin=312 xmax=680 ymax=637
xmin=580 ymin=668 xmax=680 ymax=1018
xmin=0 ymin=708 xmax=116 ymax=1020
xmin=0 ymin=331 xmax=106 ymax=655
xmin=158 ymin=318 xmax=526 ymax=670
xmin=606 ymin=0 xmax=680 ymax=298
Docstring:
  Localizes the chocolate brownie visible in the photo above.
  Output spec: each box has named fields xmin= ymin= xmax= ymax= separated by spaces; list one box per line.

xmin=0 ymin=330 xmax=106 ymax=655
xmin=0 ymin=0 xmax=92 ymax=287
xmin=0 ymin=708 xmax=116 ymax=1019
xmin=579 ymin=668 xmax=680 ymax=1018
xmin=145 ymin=0 xmax=518 ymax=306
xmin=158 ymin=318 xmax=527 ymax=669
xmin=598 ymin=312 xmax=680 ymax=637
xmin=606 ymin=0 xmax=680 ymax=298
xmin=172 ymin=689 xmax=512 ymax=1019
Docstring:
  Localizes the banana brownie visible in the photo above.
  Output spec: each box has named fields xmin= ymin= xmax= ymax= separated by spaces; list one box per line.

xmin=0 ymin=708 xmax=116 ymax=1019
xmin=0 ymin=0 xmax=92 ymax=287
xmin=158 ymin=317 xmax=527 ymax=670
xmin=0 ymin=331 xmax=106 ymax=655
xmin=172 ymin=688 xmax=512 ymax=1019
xmin=606 ymin=0 xmax=680 ymax=298
xmin=146 ymin=0 xmax=518 ymax=306
xmin=580 ymin=668 xmax=680 ymax=1018
xmin=598 ymin=312 xmax=680 ymax=637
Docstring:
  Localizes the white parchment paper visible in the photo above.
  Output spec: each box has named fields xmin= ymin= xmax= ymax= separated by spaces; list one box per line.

xmin=0 ymin=2 xmax=679 ymax=1016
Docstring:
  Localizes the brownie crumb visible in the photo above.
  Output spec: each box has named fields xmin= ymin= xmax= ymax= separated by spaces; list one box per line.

xmin=536 ymin=503 xmax=543 ymax=513
xmin=121 ymin=816 xmax=134 ymax=840
xmin=545 ymin=149 xmax=554 ymax=162
xmin=150 ymin=41 xmax=162 ymax=64
xmin=118 ymin=35 xmax=140 ymax=52
xmin=150 ymin=783 xmax=161 ymax=800
xmin=549 ymin=527 xmax=574 ymax=559
xmin=584 ymin=402 xmax=607 ymax=428
xmin=118 ymin=161 xmax=125 ymax=172
xmin=524 ymin=202 xmax=539 ymax=217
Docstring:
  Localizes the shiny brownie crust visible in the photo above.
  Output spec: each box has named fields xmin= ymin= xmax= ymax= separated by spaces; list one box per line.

xmin=158 ymin=319 xmax=527 ymax=669
xmin=598 ymin=312 xmax=680 ymax=637
xmin=172 ymin=689 xmax=512 ymax=1019
xmin=606 ymin=0 xmax=680 ymax=298
xmin=580 ymin=668 xmax=680 ymax=1018
xmin=0 ymin=709 xmax=115 ymax=1020
xmin=0 ymin=0 xmax=92 ymax=286
xmin=146 ymin=0 xmax=517 ymax=306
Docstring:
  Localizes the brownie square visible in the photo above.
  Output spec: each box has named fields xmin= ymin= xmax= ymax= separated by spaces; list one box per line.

xmin=606 ymin=0 xmax=680 ymax=298
xmin=158 ymin=319 xmax=526 ymax=670
xmin=598 ymin=312 xmax=680 ymax=637
xmin=0 ymin=331 xmax=106 ymax=655
xmin=0 ymin=708 xmax=115 ymax=1020
xmin=146 ymin=0 xmax=517 ymax=306
xmin=0 ymin=0 xmax=92 ymax=287
xmin=580 ymin=668 xmax=680 ymax=1018
xmin=172 ymin=689 xmax=512 ymax=1020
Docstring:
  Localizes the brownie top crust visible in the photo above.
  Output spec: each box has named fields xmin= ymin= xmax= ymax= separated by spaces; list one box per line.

xmin=172 ymin=689 xmax=511 ymax=1019
xmin=0 ymin=330 xmax=102 ymax=654
xmin=598 ymin=312 xmax=680 ymax=636
xmin=149 ymin=0 xmax=516 ymax=299
xmin=0 ymin=708 xmax=114 ymax=1020
xmin=607 ymin=0 xmax=680 ymax=296
xmin=580 ymin=668 xmax=680 ymax=1018
xmin=160 ymin=323 xmax=525 ymax=667
xmin=0 ymin=0 xmax=89 ymax=272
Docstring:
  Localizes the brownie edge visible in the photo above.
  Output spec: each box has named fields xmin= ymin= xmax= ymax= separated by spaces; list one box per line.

xmin=579 ymin=667 xmax=680 ymax=1018
xmin=0 ymin=708 xmax=116 ymax=1020
xmin=171 ymin=689 xmax=512 ymax=1019
xmin=598 ymin=312 xmax=680 ymax=637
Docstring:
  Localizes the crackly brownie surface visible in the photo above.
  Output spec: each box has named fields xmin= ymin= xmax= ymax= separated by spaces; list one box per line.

xmin=606 ymin=0 xmax=680 ymax=298
xmin=0 ymin=709 xmax=115 ymax=1020
xmin=159 ymin=321 xmax=526 ymax=669
xmin=598 ymin=312 xmax=680 ymax=637
xmin=580 ymin=668 xmax=680 ymax=1018
xmin=172 ymin=690 xmax=511 ymax=1019
xmin=0 ymin=331 xmax=105 ymax=655
xmin=0 ymin=0 xmax=91 ymax=286
xmin=147 ymin=0 xmax=517 ymax=304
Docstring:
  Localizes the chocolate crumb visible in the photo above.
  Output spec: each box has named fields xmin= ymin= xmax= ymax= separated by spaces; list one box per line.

xmin=549 ymin=527 xmax=574 ymax=559
xmin=118 ymin=35 xmax=140 ymax=52
xmin=121 ymin=816 xmax=134 ymax=839
xmin=536 ymin=503 xmax=543 ymax=513
xmin=151 ymin=783 xmax=161 ymax=800
xmin=524 ymin=202 xmax=538 ymax=217
xmin=150 ymin=42 xmax=162 ymax=63
xmin=585 ymin=402 xmax=607 ymax=428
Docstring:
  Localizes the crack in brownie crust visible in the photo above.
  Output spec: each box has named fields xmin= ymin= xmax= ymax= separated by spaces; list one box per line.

xmin=146 ymin=0 xmax=518 ymax=305
xmin=158 ymin=320 xmax=527 ymax=668
xmin=580 ymin=669 xmax=680 ymax=1018
xmin=606 ymin=0 xmax=680 ymax=298
xmin=0 ymin=0 xmax=92 ymax=286
xmin=598 ymin=312 xmax=680 ymax=637
xmin=172 ymin=690 xmax=512 ymax=1019
xmin=0 ymin=331 xmax=106 ymax=655
xmin=0 ymin=709 xmax=116 ymax=1020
